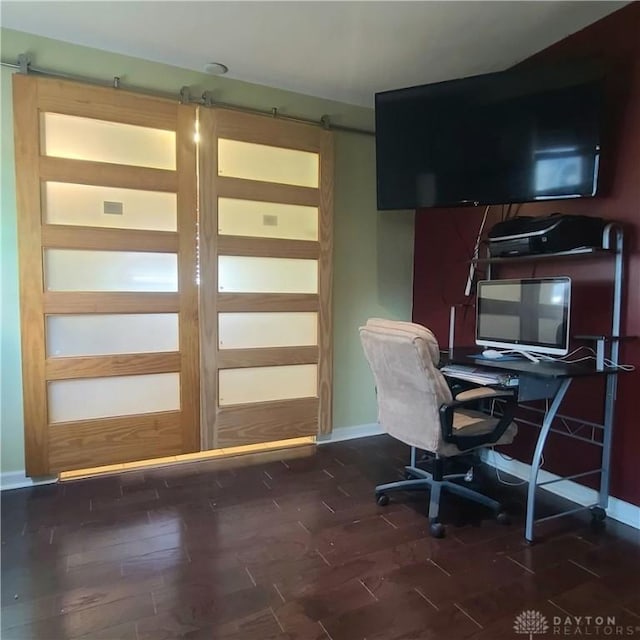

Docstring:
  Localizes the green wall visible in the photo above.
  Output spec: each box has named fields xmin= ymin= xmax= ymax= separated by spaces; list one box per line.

xmin=0 ymin=29 xmax=414 ymax=474
xmin=1 ymin=54 xmax=23 ymax=474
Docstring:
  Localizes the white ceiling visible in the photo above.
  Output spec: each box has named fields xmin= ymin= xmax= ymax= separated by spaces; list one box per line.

xmin=1 ymin=1 xmax=626 ymax=107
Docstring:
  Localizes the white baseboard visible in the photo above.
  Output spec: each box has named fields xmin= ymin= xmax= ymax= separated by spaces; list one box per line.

xmin=481 ymin=449 xmax=639 ymax=530
xmin=317 ymin=423 xmax=384 ymax=444
xmin=0 ymin=471 xmax=57 ymax=492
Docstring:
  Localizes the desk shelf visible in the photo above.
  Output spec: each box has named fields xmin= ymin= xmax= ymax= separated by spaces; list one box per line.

xmin=473 ymin=246 xmax=614 ymax=265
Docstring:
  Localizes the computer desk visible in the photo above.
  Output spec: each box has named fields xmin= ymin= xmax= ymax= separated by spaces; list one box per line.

xmin=440 ymin=347 xmax=623 ymax=543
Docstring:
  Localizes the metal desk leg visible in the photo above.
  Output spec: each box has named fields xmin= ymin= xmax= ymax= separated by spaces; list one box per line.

xmin=598 ymin=373 xmax=617 ymax=510
xmin=525 ymin=378 xmax=572 ymax=543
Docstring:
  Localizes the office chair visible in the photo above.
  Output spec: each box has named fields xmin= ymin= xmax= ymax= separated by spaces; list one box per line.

xmin=359 ymin=318 xmax=518 ymax=538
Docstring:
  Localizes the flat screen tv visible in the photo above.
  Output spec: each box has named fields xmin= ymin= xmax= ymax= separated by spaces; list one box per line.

xmin=375 ymin=65 xmax=603 ymax=210
xmin=476 ymin=277 xmax=571 ymax=357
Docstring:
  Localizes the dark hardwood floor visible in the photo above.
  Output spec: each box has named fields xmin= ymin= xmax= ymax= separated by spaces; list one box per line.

xmin=2 ymin=435 xmax=639 ymax=639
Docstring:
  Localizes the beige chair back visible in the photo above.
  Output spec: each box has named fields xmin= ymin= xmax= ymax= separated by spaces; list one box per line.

xmin=359 ymin=319 xmax=452 ymax=453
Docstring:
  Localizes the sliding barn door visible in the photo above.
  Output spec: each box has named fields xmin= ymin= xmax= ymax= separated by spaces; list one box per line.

xmin=13 ymin=75 xmax=199 ymax=475
xmin=199 ymin=109 xmax=333 ymax=449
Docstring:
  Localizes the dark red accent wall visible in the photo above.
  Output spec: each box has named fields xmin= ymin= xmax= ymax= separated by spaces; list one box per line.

xmin=412 ymin=3 xmax=640 ymax=506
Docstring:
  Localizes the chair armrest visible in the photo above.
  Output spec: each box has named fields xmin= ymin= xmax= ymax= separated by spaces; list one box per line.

xmin=439 ymin=393 xmax=516 ymax=451
xmin=455 ymin=387 xmax=515 ymax=402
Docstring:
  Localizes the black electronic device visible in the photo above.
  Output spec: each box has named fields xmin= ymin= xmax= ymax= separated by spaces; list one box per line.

xmin=476 ymin=277 xmax=572 ymax=357
xmin=487 ymin=213 xmax=606 ymax=257
xmin=375 ymin=63 xmax=603 ymax=210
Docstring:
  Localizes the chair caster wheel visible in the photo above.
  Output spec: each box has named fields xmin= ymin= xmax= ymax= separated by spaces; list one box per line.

xmin=429 ymin=522 xmax=445 ymax=538
xmin=376 ymin=494 xmax=389 ymax=507
xmin=496 ymin=511 xmax=511 ymax=526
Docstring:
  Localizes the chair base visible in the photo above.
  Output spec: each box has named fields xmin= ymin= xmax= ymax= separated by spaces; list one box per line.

xmin=375 ymin=457 xmax=508 ymax=537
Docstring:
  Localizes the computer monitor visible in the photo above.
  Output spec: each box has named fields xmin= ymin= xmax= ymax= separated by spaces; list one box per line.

xmin=476 ymin=277 xmax=571 ymax=357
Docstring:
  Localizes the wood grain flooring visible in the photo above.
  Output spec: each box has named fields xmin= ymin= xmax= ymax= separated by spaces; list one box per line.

xmin=1 ymin=435 xmax=639 ymax=639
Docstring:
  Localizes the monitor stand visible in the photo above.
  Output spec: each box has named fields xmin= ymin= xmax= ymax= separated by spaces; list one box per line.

xmin=511 ymin=350 xmax=541 ymax=364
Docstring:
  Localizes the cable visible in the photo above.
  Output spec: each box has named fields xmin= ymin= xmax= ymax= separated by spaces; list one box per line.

xmin=561 ymin=355 xmax=598 ymax=364
xmin=541 ymin=346 xmax=635 ymax=371
xmin=492 ymin=448 xmax=545 ymax=486
xmin=496 ymin=467 xmax=527 ymax=486
xmin=479 ymin=347 xmax=635 ymax=371
xmin=485 ymin=402 xmax=527 ymax=486
xmin=562 ymin=354 xmax=635 ymax=371
xmin=464 ymin=205 xmax=491 ymax=297
xmin=562 ymin=345 xmax=596 ymax=359
xmin=602 ymin=358 xmax=636 ymax=372
xmin=492 ymin=390 xmax=549 ymax=487
xmin=529 ymin=346 xmax=595 ymax=363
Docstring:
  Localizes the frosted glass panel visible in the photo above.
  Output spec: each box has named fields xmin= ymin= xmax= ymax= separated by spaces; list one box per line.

xmin=218 ymin=312 xmax=317 ymax=349
xmin=45 ymin=249 xmax=178 ymax=292
xmin=218 ymin=198 xmax=318 ymax=241
xmin=42 ymin=113 xmax=175 ymax=170
xmin=49 ymin=373 xmax=180 ymax=423
xmin=44 ymin=182 xmax=177 ymax=231
xmin=219 ymin=365 xmax=317 ymax=406
xmin=218 ymin=139 xmax=318 ymax=187
xmin=47 ymin=314 xmax=179 ymax=357
xmin=218 ymin=256 xmax=317 ymax=293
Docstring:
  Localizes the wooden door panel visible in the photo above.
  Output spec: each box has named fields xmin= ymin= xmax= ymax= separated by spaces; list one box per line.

xmin=42 ymin=291 xmax=181 ymax=314
xmin=39 ymin=156 xmax=178 ymax=191
xmin=216 ymin=175 xmax=319 ymax=207
xmin=36 ymin=78 xmax=178 ymax=130
xmin=45 ymin=352 xmax=181 ymax=380
xmin=41 ymin=225 xmax=179 ymax=252
xmin=216 ymin=346 xmax=318 ymax=369
xmin=199 ymin=108 xmax=333 ymax=449
xmin=48 ymin=412 xmax=183 ymax=472
xmin=14 ymin=74 xmax=48 ymax=476
xmin=13 ymin=74 xmax=199 ymax=475
xmin=216 ymin=398 xmax=319 ymax=448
